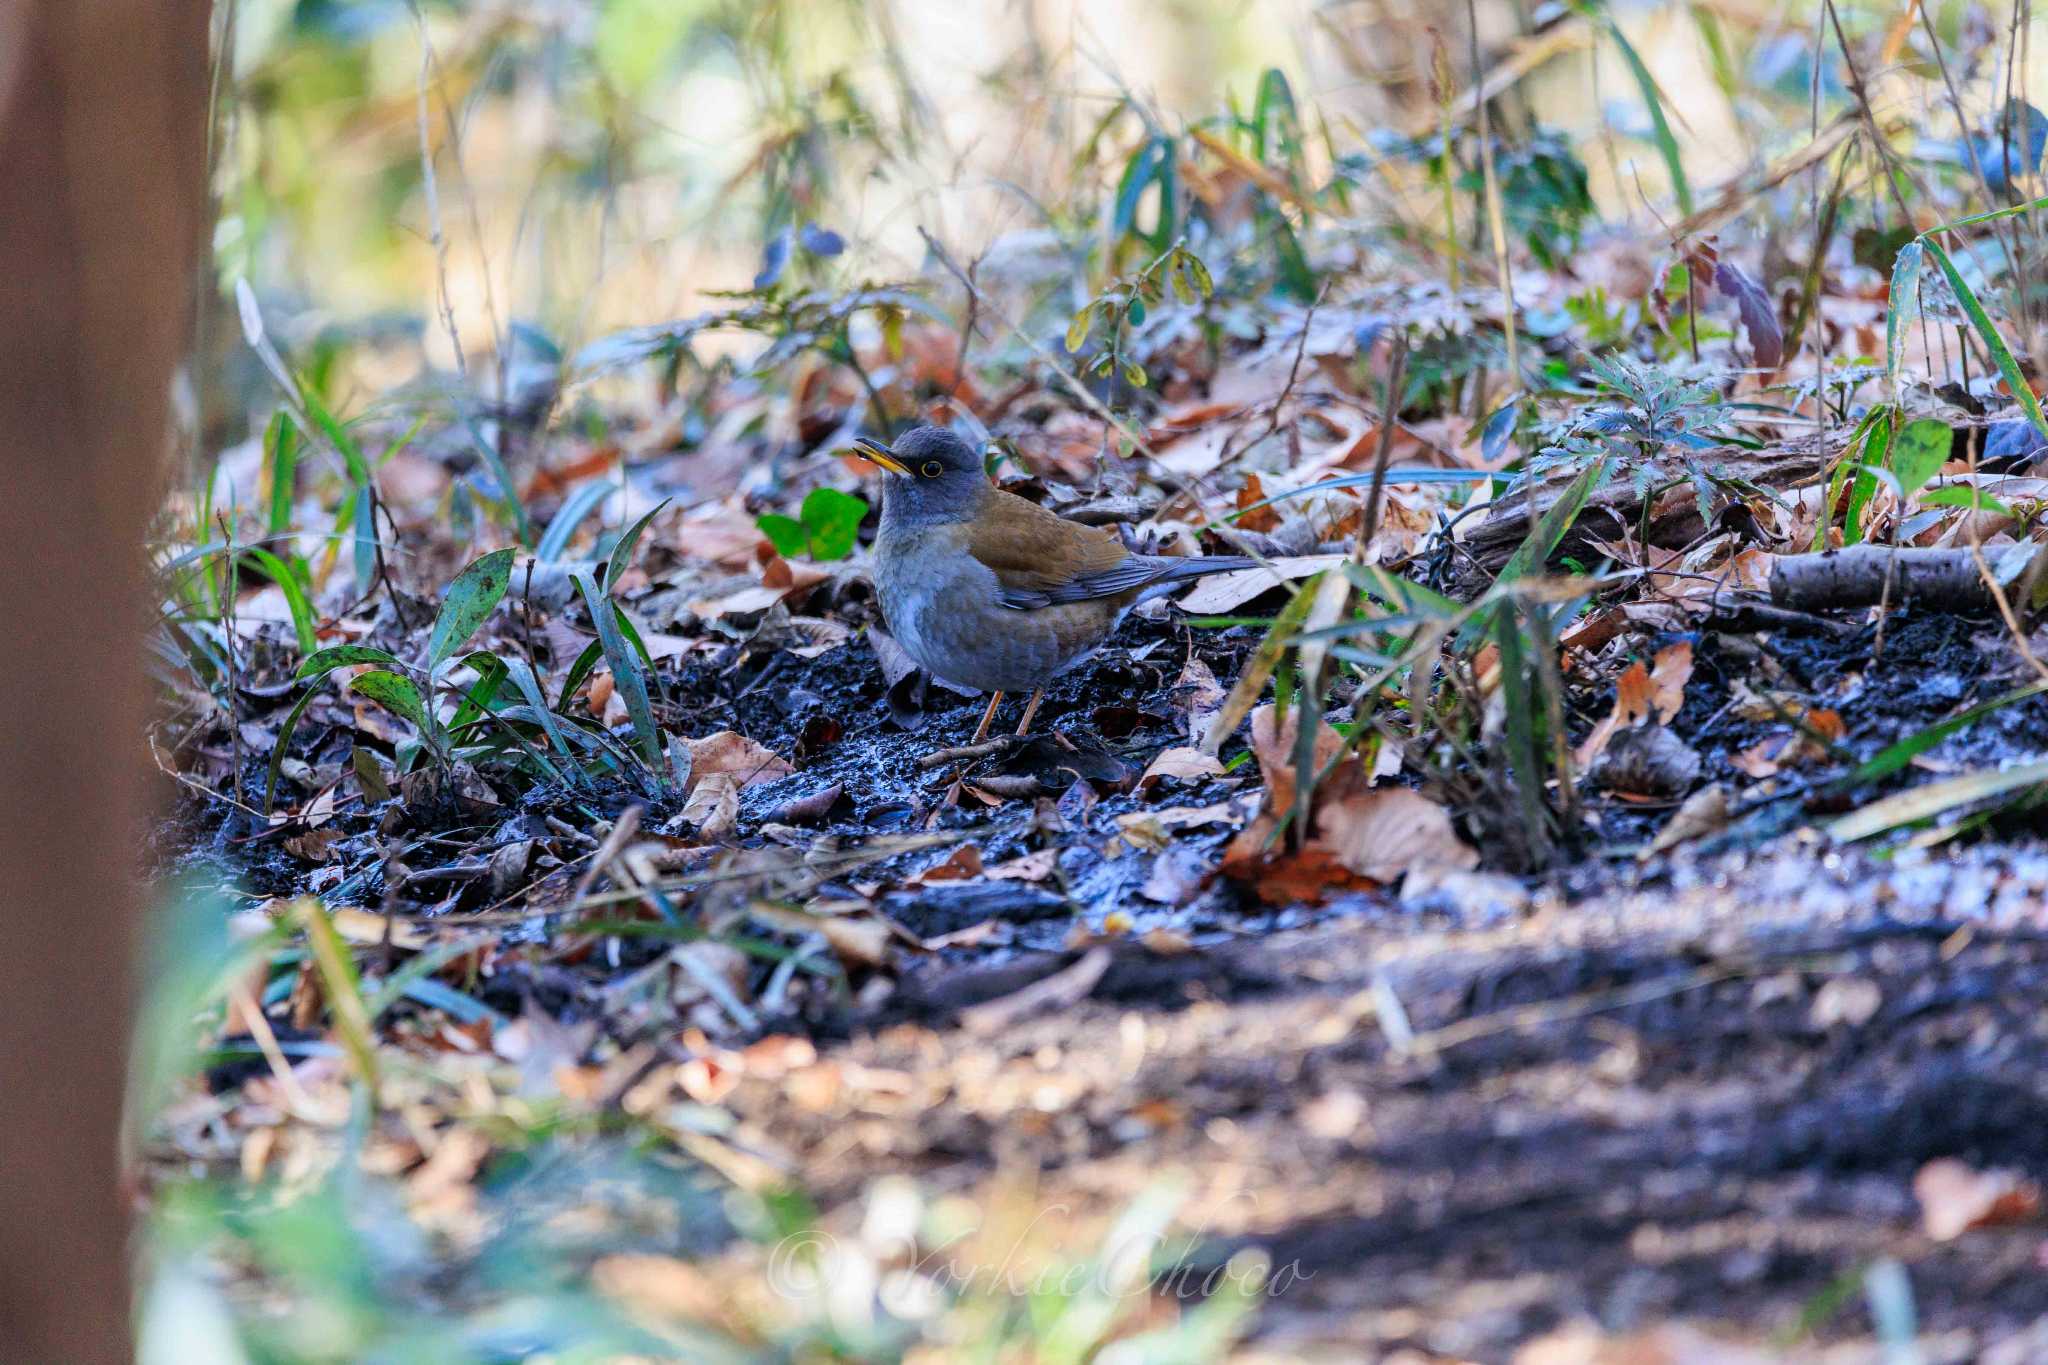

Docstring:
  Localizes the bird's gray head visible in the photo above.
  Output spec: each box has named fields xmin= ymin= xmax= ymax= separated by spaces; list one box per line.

xmin=853 ymin=425 xmax=986 ymax=527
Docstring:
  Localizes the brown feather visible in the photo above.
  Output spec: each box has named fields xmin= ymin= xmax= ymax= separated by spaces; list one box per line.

xmin=963 ymin=484 xmax=1128 ymax=591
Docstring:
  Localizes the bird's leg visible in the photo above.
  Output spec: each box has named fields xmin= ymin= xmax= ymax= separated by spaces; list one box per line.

xmin=968 ymin=691 xmax=1003 ymax=744
xmin=1012 ymin=689 xmax=1044 ymax=737
xmin=940 ymin=692 xmax=1005 ymax=811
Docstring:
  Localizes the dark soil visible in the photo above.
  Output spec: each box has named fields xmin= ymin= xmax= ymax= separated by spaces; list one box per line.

xmin=159 ymin=592 xmax=2048 ymax=1357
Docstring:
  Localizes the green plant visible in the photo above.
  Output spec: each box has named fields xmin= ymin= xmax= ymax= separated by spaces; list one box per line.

xmin=757 ymin=487 xmax=869 ymax=561
xmin=1063 ymin=239 xmax=1214 ymax=390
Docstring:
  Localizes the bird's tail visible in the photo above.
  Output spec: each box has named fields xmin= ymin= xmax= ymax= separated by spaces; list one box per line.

xmin=1134 ymin=554 xmax=1263 ymax=602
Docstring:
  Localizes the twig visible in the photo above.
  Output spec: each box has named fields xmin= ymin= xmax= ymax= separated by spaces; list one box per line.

xmin=1357 ymin=332 xmax=1412 ymax=556
xmin=915 ymin=735 xmax=1024 ymax=770
xmin=1213 ymin=282 xmax=1327 ymax=472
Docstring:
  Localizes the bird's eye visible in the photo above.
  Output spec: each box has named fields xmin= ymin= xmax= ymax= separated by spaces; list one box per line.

xmin=921 ymin=460 xmax=944 ymax=478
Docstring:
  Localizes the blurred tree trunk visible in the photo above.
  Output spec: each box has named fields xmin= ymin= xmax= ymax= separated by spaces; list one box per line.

xmin=0 ymin=4 xmax=209 ymax=1361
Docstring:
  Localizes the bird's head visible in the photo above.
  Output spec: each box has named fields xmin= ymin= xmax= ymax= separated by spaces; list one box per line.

xmin=852 ymin=425 xmax=986 ymax=525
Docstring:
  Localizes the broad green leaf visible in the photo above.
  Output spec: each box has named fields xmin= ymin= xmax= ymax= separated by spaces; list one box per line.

xmin=798 ymin=487 xmax=869 ymax=560
xmin=297 ymin=643 xmax=402 ymax=680
xmin=755 ymin=512 xmax=808 ymax=559
xmin=428 ymin=547 xmax=516 ymax=670
xmin=1890 ymin=418 xmax=1954 ymax=502
xmin=348 ymin=669 xmax=430 ymax=733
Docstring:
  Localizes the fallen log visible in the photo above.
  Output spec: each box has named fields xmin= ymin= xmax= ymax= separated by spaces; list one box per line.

xmin=1769 ymin=545 xmax=2006 ymax=613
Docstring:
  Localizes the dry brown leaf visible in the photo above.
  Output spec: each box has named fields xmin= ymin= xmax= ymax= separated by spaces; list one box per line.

xmin=910 ymin=844 xmax=985 ymax=884
xmin=1244 ymin=702 xmax=1346 ymax=819
xmin=679 ymin=773 xmax=739 ymax=837
xmin=1644 ymin=784 xmax=1733 ymax=858
xmin=686 ymin=731 xmax=795 ymax=790
xmin=1314 ymin=786 xmax=1478 ymax=883
xmin=1139 ymin=745 xmax=1227 ymax=789
xmin=1575 ymin=641 xmax=1695 ymax=767
xmin=1232 ymin=472 xmax=1283 ymax=532
xmin=1176 ymin=657 xmax=1226 ymax=745
xmin=1915 ymin=1158 xmax=2043 ymax=1240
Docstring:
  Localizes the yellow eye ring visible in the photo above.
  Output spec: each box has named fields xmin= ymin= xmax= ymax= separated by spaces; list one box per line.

xmin=921 ymin=460 xmax=944 ymax=477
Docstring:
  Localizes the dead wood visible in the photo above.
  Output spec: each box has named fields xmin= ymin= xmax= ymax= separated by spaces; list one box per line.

xmin=1770 ymin=545 xmax=1996 ymax=613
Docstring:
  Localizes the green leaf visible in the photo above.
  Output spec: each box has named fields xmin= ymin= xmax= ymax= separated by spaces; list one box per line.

xmin=756 ymin=512 xmax=808 ymax=559
xmin=1884 ymin=241 xmax=1923 ymax=382
xmin=799 ymin=486 xmax=869 ymax=561
xmin=535 ymin=480 xmax=617 ymax=562
xmin=428 ymin=547 xmax=516 ymax=671
xmin=1890 ymin=418 xmax=1954 ymax=502
xmin=264 ymin=411 xmax=301 ymax=537
xmin=1917 ymin=485 xmax=2015 ymax=516
xmin=240 ymin=546 xmax=319 ymax=658
xmin=1498 ymin=454 xmax=1609 ymax=584
xmin=264 ymin=684 xmax=324 ymax=814
xmin=575 ymin=572 xmax=662 ymax=769
xmin=1922 ymin=235 xmax=2048 ymax=444
xmin=348 ymin=670 xmax=430 ymax=734
xmin=605 ymin=496 xmax=673 ymax=593
xmin=1604 ymin=13 xmax=1693 ymax=215
xmin=297 ymin=644 xmax=403 ymax=679
xmin=1843 ymin=410 xmax=1895 ymax=546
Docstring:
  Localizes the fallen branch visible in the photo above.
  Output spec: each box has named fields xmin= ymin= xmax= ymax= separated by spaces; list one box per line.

xmin=1770 ymin=546 xmax=1995 ymax=613
xmin=915 ymin=735 xmax=1023 ymax=770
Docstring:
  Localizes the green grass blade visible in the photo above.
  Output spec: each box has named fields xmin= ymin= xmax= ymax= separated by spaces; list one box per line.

xmin=535 ymin=481 xmax=617 ymax=562
xmin=575 ymin=571 xmax=662 ymax=768
xmin=1829 ymin=757 xmax=2048 ymax=843
xmin=1922 ymin=235 xmax=2048 ymax=443
xmin=605 ymin=496 xmax=673 ymax=592
xmin=1604 ymin=13 xmax=1693 ymax=215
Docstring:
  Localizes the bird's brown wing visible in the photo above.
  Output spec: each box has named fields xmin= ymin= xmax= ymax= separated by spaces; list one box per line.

xmin=965 ymin=487 xmax=1130 ymax=608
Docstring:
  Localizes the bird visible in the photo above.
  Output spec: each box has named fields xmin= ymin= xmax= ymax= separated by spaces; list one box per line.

xmin=854 ymin=424 xmax=1259 ymax=743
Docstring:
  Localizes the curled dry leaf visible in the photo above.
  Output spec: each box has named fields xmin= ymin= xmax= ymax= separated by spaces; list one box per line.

xmin=1914 ymin=1158 xmax=2042 ymax=1241
xmin=1575 ymin=640 xmax=1694 ymax=768
xmin=679 ymin=772 xmax=740 ymax=838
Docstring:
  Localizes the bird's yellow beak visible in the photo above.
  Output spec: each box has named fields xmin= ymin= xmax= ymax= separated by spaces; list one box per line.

xmin=851 ymin=436 xmax=910 ymax=476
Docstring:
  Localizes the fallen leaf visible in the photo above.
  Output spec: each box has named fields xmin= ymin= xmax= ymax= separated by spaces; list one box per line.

xmin=1233 ymin=472 xmax=1283 ymax=532
xmin=1176 ymin=554 xmax=1346 ymax=615
xmin=1140 ymin=745 xmax=1226 ymax=789
xmin=1644 ymin=785 xmax=1733 ymax=857
xmin=679 ymin=773 xmax=739 ymax=837
xmin=1314 ymin=786 xmax=1478 ymax=882
xmin=686 ymin=732 xmax=795 ymax=790
xmin=1915 ymin=1158 xmax=2042 ymax=1240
